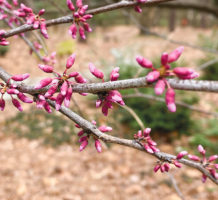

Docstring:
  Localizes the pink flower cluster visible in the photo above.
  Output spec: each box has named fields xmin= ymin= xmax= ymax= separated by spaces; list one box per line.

xmin=187 ymin=145 xmax=218 ymax=183
xmin=89 ymin=63 xmax=125 ymax=116
xmin=136 ymin=46 xmax=199 ymax=112
xmin=0 ymin=30 xmax=9 ymax=46
xmin=35 ymin=54 xmax=87 ymax=111
xmin=135 ymin=0 xmax=147 ymax=13
xmin=14 ymin=4 xmax=48 ymax=39
xmin=0 ymin=73 xmax=33 ymax=111
xmin=76 ymin=120 xmax=112 ymax=152
xmin=67 ymin=0 xmax=93 ymax=40
xmin=0 ymin=0 xmax=19 ymax=25
xmin=134 ymin=128 xmax=159 ymax=154
xmin=154 ymin=159 xmax=182 ymax=173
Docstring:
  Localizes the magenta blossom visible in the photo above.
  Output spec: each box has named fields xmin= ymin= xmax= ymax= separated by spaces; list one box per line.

xmin=75 ymin=120 xmax=112 ymax=152
xmin=67 ymin=0 xmax=93 ymax=40
xmin=14 ymin=4 xmax=48 ymax=39
xmin=134 ymin=128 xmax=159 ymax=154
xmin=35 ymin=53 xmax=86 ymax=111
xmin=135 ymin=0 xmax=148 ymax=13
xmin=188 ymin=145 xmax=218 ymax=183
xmin=89 ymin=64 xmax=125 ymax=116
xmin=0 ymin=30 xmax=9 ymax=46
xmin=136 ymin=46 xmax=199 ymax=112
xmin=0 ymin=73 xmax=33 ymax=111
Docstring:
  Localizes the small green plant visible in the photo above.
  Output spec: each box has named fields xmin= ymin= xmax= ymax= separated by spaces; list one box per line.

xmin=56 ymin=39 xmax=76 ymax=57
xmin=0 ymin=45 xmax=9 ymax=56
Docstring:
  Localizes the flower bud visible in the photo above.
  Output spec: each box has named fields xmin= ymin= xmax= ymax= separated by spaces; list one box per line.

xmin=163 ymin=163 xmax=170 ymax=172
xmin=17 ymin=92 xmax=33 ymax=103
xmin=12 ymin=98 xmax=23 ymax=111
xmin=35 ymin=78 xmax=52 ymax=89
xmin=7 ymin=89 xmax=19 ymax=95
xmin=44 ymin=102 xmax=52 ymax=113
xmin=38 ymin=9 xmax=45 ymax=16
xmin=146 ymin=71 xmax=160 ymax=83
xmin=11 ymin=73 xmax=30 ymax=81
xmin=176 ymin=151 xmax=188 ymax=160
xmin=0 ymin=98 xmax=5 ymax=111
xmin=38 ymin=64 xmax=53 ymax=73
xmin=55 ymin=93 xmax=65 ymax=111
xmin=89 ymin=63 xmax=104 ymax=79
xmin=154 ymin=164 xmax=161 ymax=173
xmin=168 ymin=46 xmax=184 ymax=63
xmin=79 ymin=26 xmax=86 ymax=40
xmin=198 ymin=145 xmax=206 ymax=156
xmin=136 ymin=56 xmax=153 ymax=68
xmin=40 ymin=22 xmax=49 ymax=39
xmin=110 ymin=67 xmax=120 ymax=81
xmin=76 ymin=0 xmax=83 ymax=8
xmin=67 ymin=0 xmax=75 ymax=11
xmin=79 ymin=140 xmax=88 ymax=152
xmin=64 ymin=86 xmax=73 ymax=107
xmin=95 ymin=139 xmax=102 ymax=153
xmin=74 ymin=74 xmax=87 ymax=83
xmin=165 ymin=88 xmax=176 ymax=112
xmin=66 ymin=54 xmax=76 ymax=69
xmin=161 ymin=52 xmax=168 ymax=65
xmin=99 ymin=125 xmax=112 ymax=132
xmin=134 ymin=6 xmax=142 ymax=13
xmin=155 ymin=79 xmax=165 ymax=95
xmin=208 ymin=155 xmax=218 ymax=162
xmin=60 ymin=81 xmax=68 ymax=96
xmin=188 ymin=154 xmax=200 ymax=162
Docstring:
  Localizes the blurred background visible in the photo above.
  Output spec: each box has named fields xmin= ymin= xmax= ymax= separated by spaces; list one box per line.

xmin=0 ymin=0 xmax=218 ymax=199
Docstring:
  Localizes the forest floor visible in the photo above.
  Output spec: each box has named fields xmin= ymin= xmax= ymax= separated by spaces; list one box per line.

xmin=0 ymin=25 xmax=217 ymax=200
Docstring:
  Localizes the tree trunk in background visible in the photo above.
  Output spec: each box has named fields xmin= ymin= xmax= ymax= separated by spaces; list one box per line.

xmin=138 ymin=8 xmax=157 ymax=34
xmin=200 ymin=14 xmax=207 ymax=28
xmin=168 ymin=10 xmax=176 ymax=32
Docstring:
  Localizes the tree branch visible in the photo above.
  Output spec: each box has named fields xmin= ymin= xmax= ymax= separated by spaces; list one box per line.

xmin=47 ymin=100 xmax=218 ymax=184
xmin=1 ymin=67 xmax=218 ymax=95
xmin=2 ymin=0 xmax=174 ymax=39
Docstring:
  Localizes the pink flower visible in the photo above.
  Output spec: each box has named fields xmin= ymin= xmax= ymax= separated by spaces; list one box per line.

xmin=66 ymin=53 xmax=76 ymax=69
xmin=136 ymin=47 xmax=198 ymax=112
xmin=67 ymin=0 xmax=93 ymax=40
xmin=110 ymin=67 xmax=120 ymax=81
xmin=35 ymin=78 xmax=53 ymax=90
xmin=89 ymin=63 xmax=104 ymax=79
xmin=165 ymin=88 xmax=176 ymax=112
xmin=95 ymin=140 xmax=102 ymax=153
xmin=176 ymin=151 xmax=188 ymax=160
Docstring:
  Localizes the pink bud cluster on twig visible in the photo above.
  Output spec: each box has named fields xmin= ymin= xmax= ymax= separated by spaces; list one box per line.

xmin=67 ymin=0 xmax=93 ymax=40
xmin=134 ymin=127 xmax=160 ymax=153
xmin=13 ymin=4 xmax=48 ymax=39
xmin=76 ymin=120 xmax=112 ymax=152
xmin=0 ymin=30 xmax=9 ymax=46
xmin=136 ymin=46 xmax=199 ymax=112
xmin=0 ymin=73 xmax=33 ymax=111
xmin=187 ymin=145 xmax=218 ymax=183
xmin=89 ymin=63 xmax=125 ymax=116
xmin=35 ymin=53 xmax=87 ymax=112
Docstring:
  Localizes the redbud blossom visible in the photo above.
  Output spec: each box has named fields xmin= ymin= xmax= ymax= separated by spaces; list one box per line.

xmin=66 ymin=53 xmax=76 ymax=69
xmin=136 ymin=56 xmax=153 ymax=69
xmin=146 ymin=71 xmax=160 ymax=83
xmin=155 ymin=79 xmax=166 ymax=95
xmin=198 ymin=145 xmax=206 ymax=156
xmin=176 ymin=151 xmax=188 ymax=160
xmin=165 ymin=88 xmax=176 ymax=112
xmin=11 ymin=73 xmax=30 ymax=81
xmin=35 ymin=78 xmax=52 ymax=89
xmin=89 ymin=63 xmax=104 ymax=79
xmin=168 ymin=46 xmax=184 ymax=63
xmin=95 ymin=140 xmax=102 ymax=153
